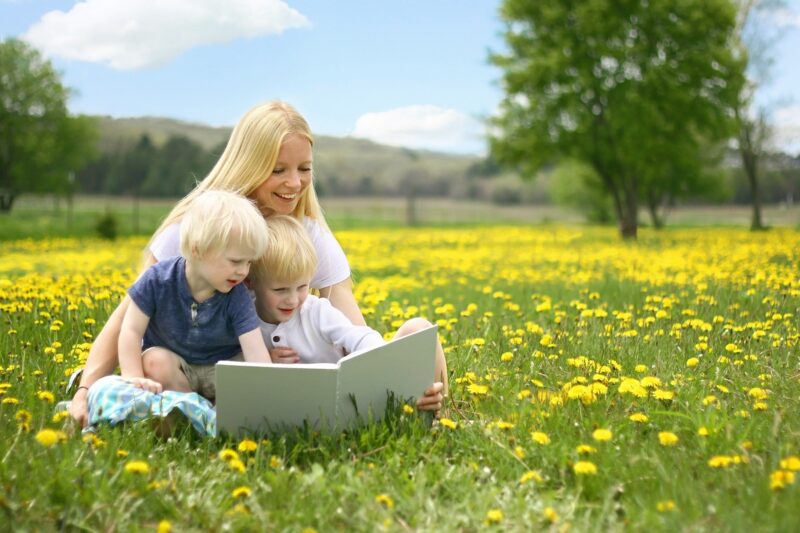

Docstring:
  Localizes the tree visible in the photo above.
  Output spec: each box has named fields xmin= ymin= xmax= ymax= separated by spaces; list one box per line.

xmin=0 ymin=38 xmax=96 ymax=212
xmin=732 ymin=0 xmax=784 ymax=230
xmin=490 ymin=0 xmax=745 ymax=238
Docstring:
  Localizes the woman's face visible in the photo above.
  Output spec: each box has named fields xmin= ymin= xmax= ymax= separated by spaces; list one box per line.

xmin=250 ymin=134 xmax=313 ymax=217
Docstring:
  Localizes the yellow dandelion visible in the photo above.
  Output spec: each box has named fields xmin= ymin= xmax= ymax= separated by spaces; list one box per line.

xmin=770 ymin=470 xmax=795 ymax=491
xmin=157 ymin=520 xmax=172 ymax=533
xmin=576 ymin=444 xmax=596 ymax=455
xmin=780 ymin=456 xmax=800 ymax=471
xmin=500 ymin=351 xmax=514 ymax=362
xmin=439 ymin=417 xmax=457 ymax=429
xmin=519 ymin=470 xmax=542 ymax=484
xmin=228 ymin=459 xmax=246 ymax=473
xmin=467 ymin=383 xmax=489 ymax=396
xmin=375 ymin=493 xmax=395 ymax=509
xmin=269 ymin=456 xmax=282 ymax=468
xmin=513 ymin=446 xmax=526 ymax=459
xmin=52 ymin=411 xmax=70 ymax=423
xmin=237 ymin=439 xmax=258 ymax=453
xmin=573 ymin=461 xmax=598 ymax=475
xmin=686 ymin=357 xmax=700 ymax=367
xmin=35 ymin=429 xmax=65 ymax=448
xmin=117 ymin=449 xmax=129 ymax=458
xmin=485 ymin=509 xmax=503 ymax=524
xmin=402 ymin=404 xmax=414 ymax=414
xmin=658 ymin=432 xmax=679 ymax=446
xmin=592 ymin=428 xmax=613 ymax=442
xmin=698 ymin=426 xmax=710 ymax=437
xmin=543 ymin=506 xmax=559 ymax=523
xmin=629 ymin=413 xmax=648 ymax=423
xmin=124 ymin=461 xmax=150 ymax=474
xmin=232 ymin=486 xmax=252 ymax=499
xmin=531 ymin=431 xmax=550 ymax=445
xmin=653 ymin=389 xmax=674 ymax=401
xmin=218 ymin=449 xmax=240 ymax=462
xmin=37 ymin=391 xmax=55 ymax=403
xmin=656 ymin=500 xmax=676 ymax=512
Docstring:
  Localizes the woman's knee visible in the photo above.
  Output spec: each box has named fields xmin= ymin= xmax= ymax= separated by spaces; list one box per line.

xmin=395 ymin=317 xmax=433 ymax=338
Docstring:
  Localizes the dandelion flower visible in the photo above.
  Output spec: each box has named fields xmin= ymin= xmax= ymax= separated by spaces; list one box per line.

xmin=531 ymin=431 xmax=550 ymax=445
xmin=35 ymin=429 xmax=65 ymax=448
xmin=576 ymin=444 xmax=596 ymax=455
xmin=686 ymin=357 xmax=700 ymax=367
xmin=157 ymin=520 xmax=172 ymax=533
xmin=218 ymin=449 xmax=240 ymax=462
xmin=519 ymin=470 xmax=542 ymax=484
xmin=592 ymin=429 xmax=612 ymax=442
xmin=439 ymin=418 xmax=457 ymax=429
xmin=237 ymin=439 xmax=258 ymax=453
xmin=708 ymin=455 xmax=735 ymax=468
xmin=629 ymin=413 xmax=648 ymax=423
xmin=770 ymin=470 xmax=795 ymax=491
xmin=402 ymin=404 xmax=414 ymax=414
xmin=467 ymin=383 xmax=489 ymax=396
xmin=228 ymin=459 xmax=246 ymax=473
xmin=117 ymin=449 xmax=129 ymax=458
xmin=543 ymin=507 xmax=559 ymax=523
xmin=375 ymin=493 xmax=395 ymax=509
xmin=124 ymin=461 xmax=150 ymax=474
xmin=485 ymin=509 xmax=503 ymax=524
xmin=232 ymin=486 xmax=252 ymax=498
xmin=269 ymin=456 xmax=282 ymax=469
xmin=780 ymin=456 xmax=800 ymax=471
xmin=658 ymin=432 xmax=679 ymax=446
xmin=698 ymin=427 xmax=710 ymax=437
xmin=37 ymin=391 xmax=55 ymax=403
xmin=573 ymin=461 xmax=597 ymax=475
xmin=656 ymin=500 xmax=676 ymax=512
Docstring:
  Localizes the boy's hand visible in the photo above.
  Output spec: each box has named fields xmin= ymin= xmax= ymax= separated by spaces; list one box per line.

xmin=416 ymin=382 xmax=444 ymax=413
xmin=269 ymin=347 xmax=300 ymax=364
xmin=126 ymin=376 xmax=163 ymax=393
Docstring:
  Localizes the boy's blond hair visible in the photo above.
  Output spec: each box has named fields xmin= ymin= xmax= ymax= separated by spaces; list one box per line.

xmin=250 ymin=215 xmax=316 ymax=283
xmin=180 ymin=190 xmax=269 ymax=259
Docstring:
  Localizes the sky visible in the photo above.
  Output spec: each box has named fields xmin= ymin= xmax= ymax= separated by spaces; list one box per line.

xmin=1 ymin=0 xmax=799 ymax=156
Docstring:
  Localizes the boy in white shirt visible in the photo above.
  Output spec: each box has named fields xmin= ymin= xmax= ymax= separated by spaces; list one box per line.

xmin=250 ymin=216 xmax=448 ymax=412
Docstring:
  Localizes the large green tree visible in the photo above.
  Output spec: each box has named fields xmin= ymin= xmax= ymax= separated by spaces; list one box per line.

xmin=0 ymin=38 xmax=96 ymax=212
xmin=490 ymin=0 xmax=745 ymax=238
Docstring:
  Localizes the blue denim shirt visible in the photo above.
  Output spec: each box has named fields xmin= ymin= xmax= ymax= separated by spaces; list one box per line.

xmin=128 ymin=257 xmax=259 ymax=365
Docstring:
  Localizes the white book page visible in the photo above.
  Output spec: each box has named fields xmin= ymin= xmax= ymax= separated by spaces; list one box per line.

xmin=336 ymin=325 xmax=437 ymax=427
xmin=216 ymin=362 xmax=338 ymax=435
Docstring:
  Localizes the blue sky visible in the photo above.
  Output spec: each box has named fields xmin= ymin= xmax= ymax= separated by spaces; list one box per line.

xmin=1 ymin=0 xmax=799 ymax=155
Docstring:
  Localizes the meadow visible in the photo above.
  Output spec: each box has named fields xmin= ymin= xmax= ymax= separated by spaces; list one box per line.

xmin=1 ymin=225 xmax=799 ymax=531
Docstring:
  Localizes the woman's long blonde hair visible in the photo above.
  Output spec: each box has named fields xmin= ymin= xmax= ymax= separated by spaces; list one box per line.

xmin=147 ymin=101 xmax=327 ymax=255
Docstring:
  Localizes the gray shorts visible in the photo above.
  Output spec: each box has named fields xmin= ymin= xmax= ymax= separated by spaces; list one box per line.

xmin=177 ymin=353 xmax=245 ymax=402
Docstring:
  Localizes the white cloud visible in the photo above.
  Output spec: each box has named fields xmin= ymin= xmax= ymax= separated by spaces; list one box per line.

xmin=352 ymin=105 xmax=486 ymax=155
xmin=771 ymin=105 xmax=800 ymax=155
xmin=22 ymin=0 xmax=309 ymax=70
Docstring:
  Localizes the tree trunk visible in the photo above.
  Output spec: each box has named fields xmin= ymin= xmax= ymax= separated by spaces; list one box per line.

xmin=619 ymin=179 xmax=639 ymax=239
xmin=646 ymin=192 xmax=664 ymax=229
xmin=0 ymin=191 xmax=16 ymax=213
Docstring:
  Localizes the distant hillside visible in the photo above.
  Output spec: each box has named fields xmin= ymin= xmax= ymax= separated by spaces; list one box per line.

xmin=92 ymin=115 xmax=485 ymax=197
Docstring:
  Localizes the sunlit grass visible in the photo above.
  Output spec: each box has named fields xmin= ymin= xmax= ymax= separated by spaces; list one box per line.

xmin=1 ymin=226 xmax=799 ymax=530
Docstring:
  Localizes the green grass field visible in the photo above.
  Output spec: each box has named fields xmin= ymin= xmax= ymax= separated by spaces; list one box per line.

xmin=1 ymin=214 xmax=799 ymax=530
xmin=2 ymin=194 xmax=799 ymax=240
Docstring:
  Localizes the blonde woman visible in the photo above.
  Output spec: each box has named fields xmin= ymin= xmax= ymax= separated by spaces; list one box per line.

xmin=69 ymin=101 xmax=376 ymax=426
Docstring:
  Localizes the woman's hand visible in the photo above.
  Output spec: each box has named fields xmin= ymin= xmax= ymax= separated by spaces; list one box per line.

xmin=269 ymin=346 xmax=300 ymax=364
xmin=69 ymin=387 xmax=90 ymax=428
xmin=416 ymin=382 xmax=444 ymax=414
xmin=126 ymin=376 xmax=163 ymax=393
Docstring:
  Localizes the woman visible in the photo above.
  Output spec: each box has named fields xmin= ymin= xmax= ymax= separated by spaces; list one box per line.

xmin=70 ymin=101 xmax=445 ymax=427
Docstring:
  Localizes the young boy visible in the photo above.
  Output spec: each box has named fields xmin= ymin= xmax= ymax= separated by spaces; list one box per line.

xmin=249 ymin=216 xmax=447 ymax=412
xmin=118 ymin=190 xmax=271 ymax=401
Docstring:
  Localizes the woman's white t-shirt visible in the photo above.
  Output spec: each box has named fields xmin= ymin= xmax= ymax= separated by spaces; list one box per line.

xmin=149 ymin=217 xmax=350 ymax=289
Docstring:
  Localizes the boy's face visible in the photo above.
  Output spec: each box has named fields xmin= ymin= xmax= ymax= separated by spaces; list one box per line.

xmin=195 ymin=242 xmax=254 ymax=294
xmin=254 ymin=276 xmax=310 ymax=324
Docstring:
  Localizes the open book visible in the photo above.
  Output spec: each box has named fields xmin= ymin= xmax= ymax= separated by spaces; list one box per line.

xmin=215 ymin=325 xmax=437 ymax=435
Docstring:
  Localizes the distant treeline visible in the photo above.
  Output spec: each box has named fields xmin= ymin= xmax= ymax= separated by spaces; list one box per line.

xmin=76 ymin=132 xmax=800 ymax=206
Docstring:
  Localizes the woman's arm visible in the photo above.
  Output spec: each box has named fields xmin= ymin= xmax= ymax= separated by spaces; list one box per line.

xmin=69 ymin=254 xmax=157 ymax=426
xmin=318 ymin=277 xmax=366 ymax=326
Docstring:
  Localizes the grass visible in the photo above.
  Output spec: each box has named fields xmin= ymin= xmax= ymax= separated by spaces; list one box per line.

xmin=2 ymin=194 xmax=799 ymax=240
xmin=1 ymin=224 xmax=799 ymax=530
